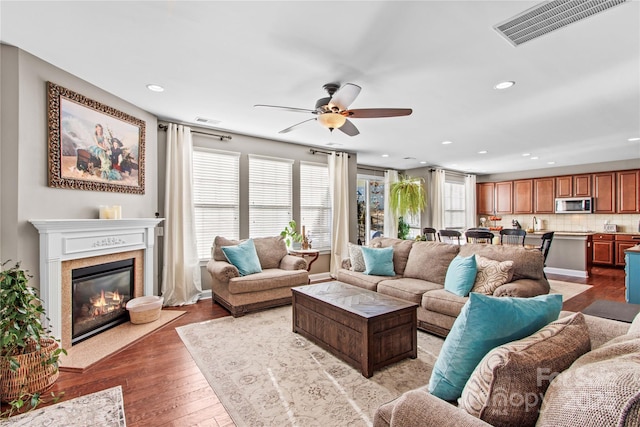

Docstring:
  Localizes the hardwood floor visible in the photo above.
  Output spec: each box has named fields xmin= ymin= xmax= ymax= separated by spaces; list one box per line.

xmin=2 ymin=266 xmax=629 ymax=425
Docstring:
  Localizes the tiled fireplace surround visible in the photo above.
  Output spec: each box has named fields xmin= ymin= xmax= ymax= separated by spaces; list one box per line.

xmin=30 ymin=219 xmax=162 ymax=349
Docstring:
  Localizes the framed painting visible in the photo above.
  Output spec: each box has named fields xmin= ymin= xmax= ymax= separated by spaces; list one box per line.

xmin=47 ymin=81 xmax=146 ymax=194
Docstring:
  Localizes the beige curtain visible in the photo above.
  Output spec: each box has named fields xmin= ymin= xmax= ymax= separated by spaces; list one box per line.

xmin=465 ymin=174 xmax=477 ymax=229
xmin=383 ymin=169 xmax=399 ymax=238
xmin=431 ymin=169 xmax=446 ymax=231
xmin=161 ymin=123 xmax=202 ymax=306
xmin=329 ymin=152 xmax=350 ymax=277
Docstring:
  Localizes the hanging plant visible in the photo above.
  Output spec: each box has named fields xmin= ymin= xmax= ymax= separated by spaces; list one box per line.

xmin=389 ymin=175 xmax=427 ymax=218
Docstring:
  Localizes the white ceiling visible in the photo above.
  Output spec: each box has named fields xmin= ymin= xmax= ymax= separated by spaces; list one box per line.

xmin=1 ymin=1 xmax=639 ymax=174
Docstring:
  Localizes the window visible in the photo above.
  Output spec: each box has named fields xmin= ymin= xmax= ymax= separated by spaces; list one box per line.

xmin=249 ymin=155 xmax=293 ymax=237
xmin=300 ymin=162 xmax=331 ymax=250
xmin=444 ymin=181 xmax=465 ymax=229
xmin=192 ymin=148 xmax=240 ymax=259
xmin=357 ymin=176 xmax=385 ymax=244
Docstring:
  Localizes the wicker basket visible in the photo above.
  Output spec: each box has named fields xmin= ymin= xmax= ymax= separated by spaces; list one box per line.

xmin=126 ymin=296 xmax=163 ymax=324
xmin=0 ymin=337 xmax=60 ymax=403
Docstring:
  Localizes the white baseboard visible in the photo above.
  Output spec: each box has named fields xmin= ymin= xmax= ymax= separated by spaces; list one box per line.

xmin=199 ymin=289 xmax=212 ymax=300
xmin=545 ymin=267 xmax=589 ymax=278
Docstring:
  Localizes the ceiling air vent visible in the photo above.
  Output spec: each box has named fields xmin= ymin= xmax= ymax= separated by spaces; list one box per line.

xmin=195 ymin=117 xmax=221 ymax=126
xmin=494 ymin=0 xmax=628 ymax=46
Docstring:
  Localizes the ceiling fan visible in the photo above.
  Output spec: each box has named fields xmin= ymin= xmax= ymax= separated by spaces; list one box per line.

xmin=255 ymin=83 xmax=412 ymax=136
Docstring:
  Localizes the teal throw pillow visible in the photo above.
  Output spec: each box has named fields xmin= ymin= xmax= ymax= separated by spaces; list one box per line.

xmin=444 ymin=255 xmax=477 ymax=297
xmin=221 ymin=239 xmax=262 ymax=276
xmin=360 ymin=246 xmax=396 ymax=276
xmin=428 ymin=292 xmax=562 ymax=401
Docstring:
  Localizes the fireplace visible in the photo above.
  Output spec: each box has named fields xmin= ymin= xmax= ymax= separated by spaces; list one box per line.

xmin=30 ymin=218 xmax=163 ymax=349
xmin=72 ymin=258 xmax=134 ymax=344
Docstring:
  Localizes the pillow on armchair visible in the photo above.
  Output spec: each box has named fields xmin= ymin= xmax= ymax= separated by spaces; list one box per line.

xmin=221 ymin=239 xmax=262 ymax=276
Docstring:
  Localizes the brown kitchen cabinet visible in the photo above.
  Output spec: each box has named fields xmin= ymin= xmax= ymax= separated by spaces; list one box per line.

xmin=477 ymin=182 xmax=495 ymax=215
xmin=593 ymin=172 xmax=616 ymax=214
xmin=592 ymin=233 xmax=615 ymax=265
xmin=534 ymin=177 xmax=555 ymax=213
xmin=616 ymin=170 xmax=640 ymax=213
xmin=555 ymin=174 xmax=591 ymax=198
xmin=495 ymin=181 xmax=513 ymax=214
xmin=513 ymin=179 xmax=533 ymax=214
xmin=616 ymin=235 xmax=640 ymax=266
xmin=574 ymin=174 xmax=592 ymax=197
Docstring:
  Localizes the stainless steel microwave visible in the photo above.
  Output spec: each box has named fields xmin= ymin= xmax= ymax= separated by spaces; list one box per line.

xmin=555 ymin=197 xmax=593 ymax=214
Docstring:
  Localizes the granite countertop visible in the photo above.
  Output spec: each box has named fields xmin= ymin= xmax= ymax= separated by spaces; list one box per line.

xmin=526 ymin=230 xmax=640 ymax=237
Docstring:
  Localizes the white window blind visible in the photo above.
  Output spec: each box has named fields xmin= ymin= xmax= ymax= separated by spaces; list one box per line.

xmin=300 ymin=161 xmax=331 ymax=250
xmin=192 ymin=148 xmax=240 ymax=259
xmin=444 ymin=181 xmax=465 ymax=229
xmin=249 ymin=155 xmax=293 ymax=237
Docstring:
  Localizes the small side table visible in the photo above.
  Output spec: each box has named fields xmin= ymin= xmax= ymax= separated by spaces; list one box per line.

xmin=289 ymin=249 xmax=320 ymax=272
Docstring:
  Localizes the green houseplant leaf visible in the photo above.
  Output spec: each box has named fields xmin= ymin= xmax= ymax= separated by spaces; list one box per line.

xmin=390 ymin=176 xmax=427 ymax=218
xmin=0 ymin=261 xmax=66 ymax=418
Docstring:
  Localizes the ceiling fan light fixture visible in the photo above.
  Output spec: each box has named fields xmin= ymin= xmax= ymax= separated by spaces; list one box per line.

xmin=318 ymin=112 xmax=346 ymax=130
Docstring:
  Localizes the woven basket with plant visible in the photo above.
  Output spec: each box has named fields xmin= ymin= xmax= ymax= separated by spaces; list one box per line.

xmin=0 ymin=261 xmax=65 ymax=416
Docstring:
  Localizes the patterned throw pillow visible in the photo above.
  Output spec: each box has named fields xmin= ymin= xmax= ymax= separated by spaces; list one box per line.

xmin=471 ymin=255 xmax=514 ymax=295
xmin=348 ymin=243 xmax=366 ymax=272
xmin=459 ymin=312 xmax=591 ymax=427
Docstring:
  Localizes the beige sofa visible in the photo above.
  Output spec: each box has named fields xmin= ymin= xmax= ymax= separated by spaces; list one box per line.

xmin=337 ymin=237 xmax=550 ymax=336
xmin=206 ymin=236 xmax=309 ymax=317
xmin=374 ymin=311 xmax=640 ymax=427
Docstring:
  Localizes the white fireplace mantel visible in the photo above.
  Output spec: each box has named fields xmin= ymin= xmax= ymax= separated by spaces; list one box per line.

xmin=30 ymin=218 xmax=163 ymax=342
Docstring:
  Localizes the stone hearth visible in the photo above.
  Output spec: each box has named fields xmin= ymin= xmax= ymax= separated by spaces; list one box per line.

xmin=30 ymin=218 xmax=163 ymax=348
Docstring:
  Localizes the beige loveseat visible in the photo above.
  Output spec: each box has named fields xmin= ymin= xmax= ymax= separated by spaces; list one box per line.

xmin=206 ymin=236 xmax=309 ymax=317
xmin=374 ymin=311 xmax=640 ymax=427
xmin=337 ymin=237 xmax=549 ymax=336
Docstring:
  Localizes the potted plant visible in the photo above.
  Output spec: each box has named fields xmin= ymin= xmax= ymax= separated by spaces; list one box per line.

xmin=1 ymin=261 xmax=65 ymax=417
xmin=280 ymin=220 xmax=303 ymax=249
xmin=390 ymin=176 xmax=426 ymax=239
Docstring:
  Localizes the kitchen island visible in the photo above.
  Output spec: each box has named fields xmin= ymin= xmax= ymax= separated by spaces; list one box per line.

xmin=525 ymin=231 xmax=593 ymax=278
xmin=525 ymin=231 xmax=640 ymax=278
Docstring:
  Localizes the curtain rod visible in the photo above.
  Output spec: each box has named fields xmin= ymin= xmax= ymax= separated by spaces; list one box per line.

xmin=430 ymin=168 xmax=473 ymax=177
xmin=158 ymin=123 xmax=232 ymax=141
xmin=309 ymin=148 xmax=351 ymax=158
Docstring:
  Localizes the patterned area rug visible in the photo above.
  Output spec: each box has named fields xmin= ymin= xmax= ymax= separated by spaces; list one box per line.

xmin=1 ymin=386 xmax=125 ymax=426
xmin=548 ymin=279 xmax=592 ymax=302
xmin=177 ymin=306 xmax=444 ymax=427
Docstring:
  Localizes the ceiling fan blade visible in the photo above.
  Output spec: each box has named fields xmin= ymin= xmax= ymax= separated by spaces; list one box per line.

xmin=254 ymin=104 xmax=317 ymax=114
xmin=278 ymin=118 xmax=317 ymax=134
xmin=328 ymin=83 xmax=362 ymax=111
xmin=338 ymin=119 xmax=360 ymax=137
xmin=344 ymin=108 xmax=413 ymax=118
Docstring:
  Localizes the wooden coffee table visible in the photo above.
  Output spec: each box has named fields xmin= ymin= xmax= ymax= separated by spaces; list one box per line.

xmin=292 ymin=281 xmax=418 ymax=378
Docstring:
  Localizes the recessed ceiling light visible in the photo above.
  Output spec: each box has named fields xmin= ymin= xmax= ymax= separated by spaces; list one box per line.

xmin=419 ymin=161 xmax=427 ymax=165
xmin=522 ymin=153 xmax=531 ymax=157
xmin=381 ymin=154 xmax=389 ymax=158
xmin=146 ymin=84 xmax=164 ymax=92
xmin=478 ymin=150 xmax=488 ymax=154
xmin=547 ymin=161 xmax=556 ymax=165
xmin=451 ymin=163 xmax=458 ymax=167
xmin=531 ymin=156 xmax=539 ymax=160
xmin=628 ymin=137 xmax=640 ymax=142
xmin=494 ymin=81 xmax=515 ymax=90
xmin=441 ymin=140 xmax=453 ymax=145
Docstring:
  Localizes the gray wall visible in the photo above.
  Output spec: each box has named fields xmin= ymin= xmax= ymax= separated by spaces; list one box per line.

xmin=477 ymin=159 xmax=640 ymax=182
xmin=0 ymin=45 xmax=158 ymax=289
xmin=156 ymin=123 xmax=357 ymax=290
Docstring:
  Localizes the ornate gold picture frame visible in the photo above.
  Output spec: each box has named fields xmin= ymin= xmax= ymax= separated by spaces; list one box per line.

xmin=47 ymin=82 xmax=146 ymax=194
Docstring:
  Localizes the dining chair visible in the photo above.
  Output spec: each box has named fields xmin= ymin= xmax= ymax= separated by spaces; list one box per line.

xmin=539 ymin=232 xmax=555 ymax=263
xmin=438 ymin=229 xmax=462 ymax=245
xmin=465 ymin=230 xmax=495 ymax=244
xmin=500 ymin=229 xmax=527 ymax=246
xmin=422 ymin=227 xmax=437 ymax=241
